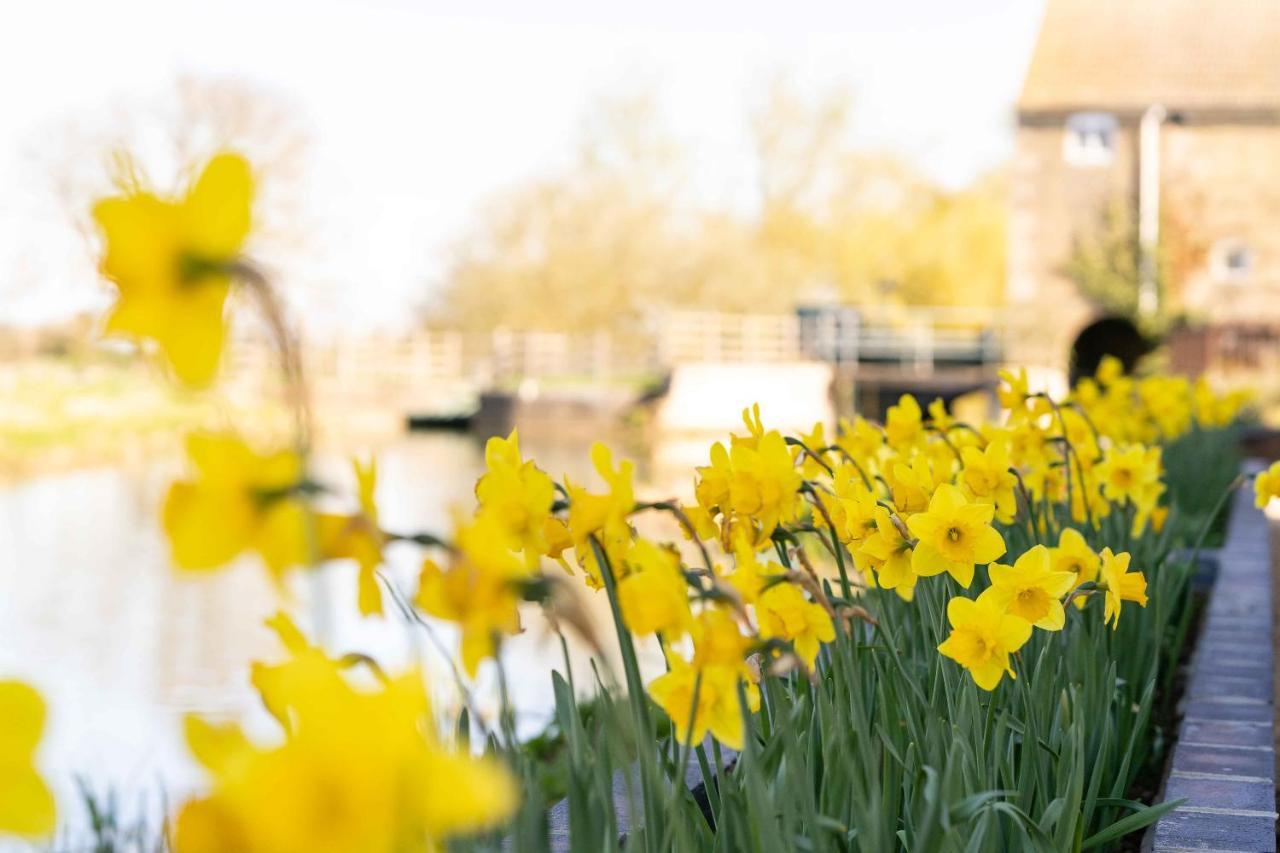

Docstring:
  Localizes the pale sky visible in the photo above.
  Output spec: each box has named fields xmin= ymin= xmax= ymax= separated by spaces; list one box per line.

xmin=0 ymin=0 xmax=1046 ymax=331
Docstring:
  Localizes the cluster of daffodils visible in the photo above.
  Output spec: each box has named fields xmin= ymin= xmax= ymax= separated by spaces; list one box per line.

xmin=0 ymin=150 xmax=1258 ymax=844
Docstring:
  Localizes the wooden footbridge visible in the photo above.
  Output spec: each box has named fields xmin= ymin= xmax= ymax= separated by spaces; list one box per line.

xmin=225 ymin=306 xmax=1011 ymax=433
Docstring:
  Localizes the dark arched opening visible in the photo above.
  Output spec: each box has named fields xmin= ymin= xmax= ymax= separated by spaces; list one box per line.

xmin=1069 ymin=316 xmax=1151 ymax=386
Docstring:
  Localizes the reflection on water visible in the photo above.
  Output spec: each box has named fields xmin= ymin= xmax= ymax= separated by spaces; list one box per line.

xmin=0 ymin=430 xmax=694 ymax=839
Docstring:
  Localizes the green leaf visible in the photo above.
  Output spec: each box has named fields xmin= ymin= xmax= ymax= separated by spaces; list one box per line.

xmin=1080 ymin=799 xmax=1185 ymax=849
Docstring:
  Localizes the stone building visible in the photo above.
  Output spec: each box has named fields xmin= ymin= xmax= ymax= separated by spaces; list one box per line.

xmin=1007 ymin=0 xmax=1280 ymax=382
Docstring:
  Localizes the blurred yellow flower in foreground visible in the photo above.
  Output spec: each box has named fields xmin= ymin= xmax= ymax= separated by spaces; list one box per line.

xmin=92 ymin=153 xmax=253 ymax=386
xmin=176 ymin=617 xmax=516 ymax=853
xmin=163 ymin=433 xmax=309 ymax=577
xmin=0 ymin=681 xmax=56 ymax=838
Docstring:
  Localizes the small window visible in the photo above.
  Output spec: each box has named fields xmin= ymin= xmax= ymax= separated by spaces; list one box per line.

xmin=1063 ymin=112 xmax=1116 ymax=167
xmin=1213 ymin=239 xmax=1253 ymax=283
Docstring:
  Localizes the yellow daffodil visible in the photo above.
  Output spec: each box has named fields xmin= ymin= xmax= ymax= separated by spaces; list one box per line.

xmin=690 ymin=607 xmax=753 ymax=670
xmin=415 ymin=513 xmax=527 ymax=677
xmin=648 ymin=655 xmax=749 ymax=750
xmin=927 ymin=397 xmax=954 ymax=432
xmin=1094 ymin=445 xmax=1162 ymax=506
xmin=756 ymin=581 xmax=835 ymax=670
xmin=997 ymin=368 xmax=1051 ymax=423
xmin=565 ymin=443 xmax=635 ymax=588
xmin=1099 ymin=548 xmax=1148 ymax=629
xmin=1050 ymin=527 xmax=1099 ymax=609
xmin=834 ymin=487 xmax=880 ymax=548
xmin=908 ymin=484 xmax=1006 ymax=588
xmin=0 ymin=681 xmax=56 ymax=838
xmin=858 ymin=507 xmax=917 ymax=601
xmin=985 ymin=545 xmax=1076 ymax=631
xmin=724 ymin=542 xmax=785 ymax=605
xmin=163 ymin=432 xmax=309 ymax=578
xmin=795 ymin=421 xmax=831 ymax=479
xmin=317 ymin=459 xmax=385 ymax=616
xmin=694 ymin=409 xmax=802 ymax=546
xmin=250 ymin=612 xmax=349 ymax=733
xmin=960 ymin=438 xmax=1018 ymax=523
xmin=1137 ymin=375 xmax=1192 ymax=439
xmin=475 ymin=430 xmax=555 ymax=566
xmin=1095 ymin=355 xmax=1125 ymax=386
xmin=617 ymin=540 xmax=692 ymax=638
xmin=176 ymin=654 xmax=516 ymax=852
xmin=1255 ymin=461 xmax=1280 ymax=509
xmin=726 ymin=430 xmax=803 ymax=541
xmin=92 ymin=153 xmax=253 ymax=386
xmin=884 ymin=394 xmax=925 ymax=452
xmin=885 ymin=454 xmax=945 ymax=515
xmin=937 ymin=590 xmax=1032 ymax=691
xmin=836 ymin=415 xmax=886 ymax=467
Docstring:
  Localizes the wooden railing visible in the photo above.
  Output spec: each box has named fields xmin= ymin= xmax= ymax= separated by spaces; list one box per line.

xmin=225 ymin=307 xmax=1006 ymax=392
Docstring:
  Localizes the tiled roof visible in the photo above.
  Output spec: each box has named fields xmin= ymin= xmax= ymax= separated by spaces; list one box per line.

xmin=1019 ymin=0 xmax=1280 ymax=112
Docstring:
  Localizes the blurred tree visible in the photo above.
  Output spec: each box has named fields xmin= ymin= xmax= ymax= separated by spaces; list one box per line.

xmin=438 ymin=93 xmax=688 ymax=331
xmin=1062 ymin=199 xmax=1199 ymax=333
xmin=434 ymin=82 xmax=1008 ymax=332
xmin=1063 ymin=200 xmax=1143 ymax=321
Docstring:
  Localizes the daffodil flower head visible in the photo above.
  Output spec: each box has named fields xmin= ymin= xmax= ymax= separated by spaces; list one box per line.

xmin=317 ymin=458 xmax=386 ymax=616
xmin=1255 ymin=461 xmax=1280 ymax=509
xmin=92 ymin=152 xmax=253 ymax=386
xmin=756 ymin=580 xmax=835 ymax=671
xmin=927 ymin=397 xmax=954 ymax=432
xmin=1099 ymin=547 xmax=1148 ymax=629
xmin=908 ymin=483 xmax=1006 ymax=588
xmin=937 ymin=590 xmax=1032 ymax=691
xmin=885 ymin=394 xmax=925 ymax=452
xmin=162 ymin=432 xmax=309 ymax=579
xmin=1095 ymin=355 xmax=1125 ymax=386
xmin=985 ymin=545 xmax=1077 ymax=631
xmin=1050 ymin=527 xmax=1099 ymax=609
xmin=1095 ymin=444 xmax=1162 ymax=506
xmin=415 ymin=512 xmax=526 ymax=677
xmin=960 ymin=438 xmax=1018 ymax=524
xmin=179 ymin=657 xmax=517 ymax=852
xmin=647 ymin=653 xmax=751 ymax=751
xmin=836 ymin=415 xmax=886 ymax=465
xmin=475 ymin=430 xmax=555 ymax=567
xmin=795 ymin=420 xmax=831 ymax=479
xmin=725 ymin=540 xmax=784 ymax=604
xmin=690 ymin=607 xmax=752 ymax=671
xmin=564 ymin=442 xmax=636 ymax=587
xmin=857 ymin=506 xmax=917 ymax=601
xmin=617 ymin=540 xmax=692 ymax=638
xmin=0 ymin=681 xmax=56 ymax=838
xmin=886 ymin=454 xmax=944 ymax=515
